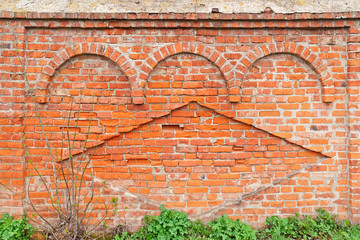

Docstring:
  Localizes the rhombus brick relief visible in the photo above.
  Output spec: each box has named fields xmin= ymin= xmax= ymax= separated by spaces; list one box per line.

xmin=0 ymin=11 xmax=359 ymax=229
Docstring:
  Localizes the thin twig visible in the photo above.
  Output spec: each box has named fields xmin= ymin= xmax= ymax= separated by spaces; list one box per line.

xmin=23 ymin=140 xmax=62 ymax=219
xmin=26 ymin=174 xmax=55 ymax=229
xmin=16 ymin=46 xmax=64 ymax=220
xmin=0 ymin=181 xmax=48 ymax=227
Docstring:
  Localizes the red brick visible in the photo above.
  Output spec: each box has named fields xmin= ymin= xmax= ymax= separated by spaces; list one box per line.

xmin=0 ymin=13 xmax=355 ymax=229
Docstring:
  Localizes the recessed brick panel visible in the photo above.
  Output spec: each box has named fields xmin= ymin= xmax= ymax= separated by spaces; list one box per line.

xmin=0 ymin=12 xmax=356 ymax=229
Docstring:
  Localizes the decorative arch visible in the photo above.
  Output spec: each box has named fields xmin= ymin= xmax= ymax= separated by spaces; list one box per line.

xmin=34 ymin=43 xmax=140 ymax=104
xmin=138 ymin=42 xmax=236 ymax=103
xmin=236 ymin=43 xmax=335 ymax=103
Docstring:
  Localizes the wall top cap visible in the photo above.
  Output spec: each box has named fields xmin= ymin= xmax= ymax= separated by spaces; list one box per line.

xmin=2 ymin=0 xmax=360 ymax=14
xmin=2 ymin=10 xmax=360 ymax=21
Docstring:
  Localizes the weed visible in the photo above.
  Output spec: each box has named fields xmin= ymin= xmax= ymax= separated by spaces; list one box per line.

xmin=0 ymin=213 xmax=33 ymax=240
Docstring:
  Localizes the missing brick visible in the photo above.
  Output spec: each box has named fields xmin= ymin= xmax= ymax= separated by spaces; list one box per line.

xmin=233 ymin=146 xmax=244 ymax=151
xmin=162 ymin=125 xmax=184 ymax=131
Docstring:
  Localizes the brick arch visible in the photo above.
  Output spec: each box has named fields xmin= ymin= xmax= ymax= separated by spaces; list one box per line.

xmin=236 ymin=43 xmax=335 ymax=103
xmin=34 ymin=43 xmax=139 ymax=104
xmin=138 ymin=42 xmax=236 ymax=103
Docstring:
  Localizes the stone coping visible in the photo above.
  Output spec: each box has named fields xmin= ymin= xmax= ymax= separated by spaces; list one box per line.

xmin=1 ymin=11 xmax=360 ymax=21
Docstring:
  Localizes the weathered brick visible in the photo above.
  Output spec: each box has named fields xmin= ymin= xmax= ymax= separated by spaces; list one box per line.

xmin=0 ymin=12 xmax=357 ymax=230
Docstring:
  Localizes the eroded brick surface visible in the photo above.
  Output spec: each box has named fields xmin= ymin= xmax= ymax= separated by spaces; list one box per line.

xmin=0 ymin=12 xmax=358 ymax=228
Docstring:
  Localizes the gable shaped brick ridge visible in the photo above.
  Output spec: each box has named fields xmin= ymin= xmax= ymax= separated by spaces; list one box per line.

xmin=58 ymin=101 xmax=331 ymax=162
xmin=55 ymin=101 xmax=330 ymax=227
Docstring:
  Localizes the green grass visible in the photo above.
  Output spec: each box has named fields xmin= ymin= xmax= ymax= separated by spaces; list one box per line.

xmin=113 ymin=207 xmax=360 ymax=240
xmin=2 ymin=207 xmax=360 ymax=240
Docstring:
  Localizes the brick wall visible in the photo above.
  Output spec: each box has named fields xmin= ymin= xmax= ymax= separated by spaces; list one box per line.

xmin=0 ymin=11 xmax=359 ymax=230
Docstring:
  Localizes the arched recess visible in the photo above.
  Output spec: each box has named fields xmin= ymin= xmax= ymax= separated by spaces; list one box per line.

xmin=138 ymin=42 xmax=236 ymax=103
xmin=34 ymin=43 xmax=140 ymax=104
xmin=236 ymin=43 xmax=335 ymax=103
